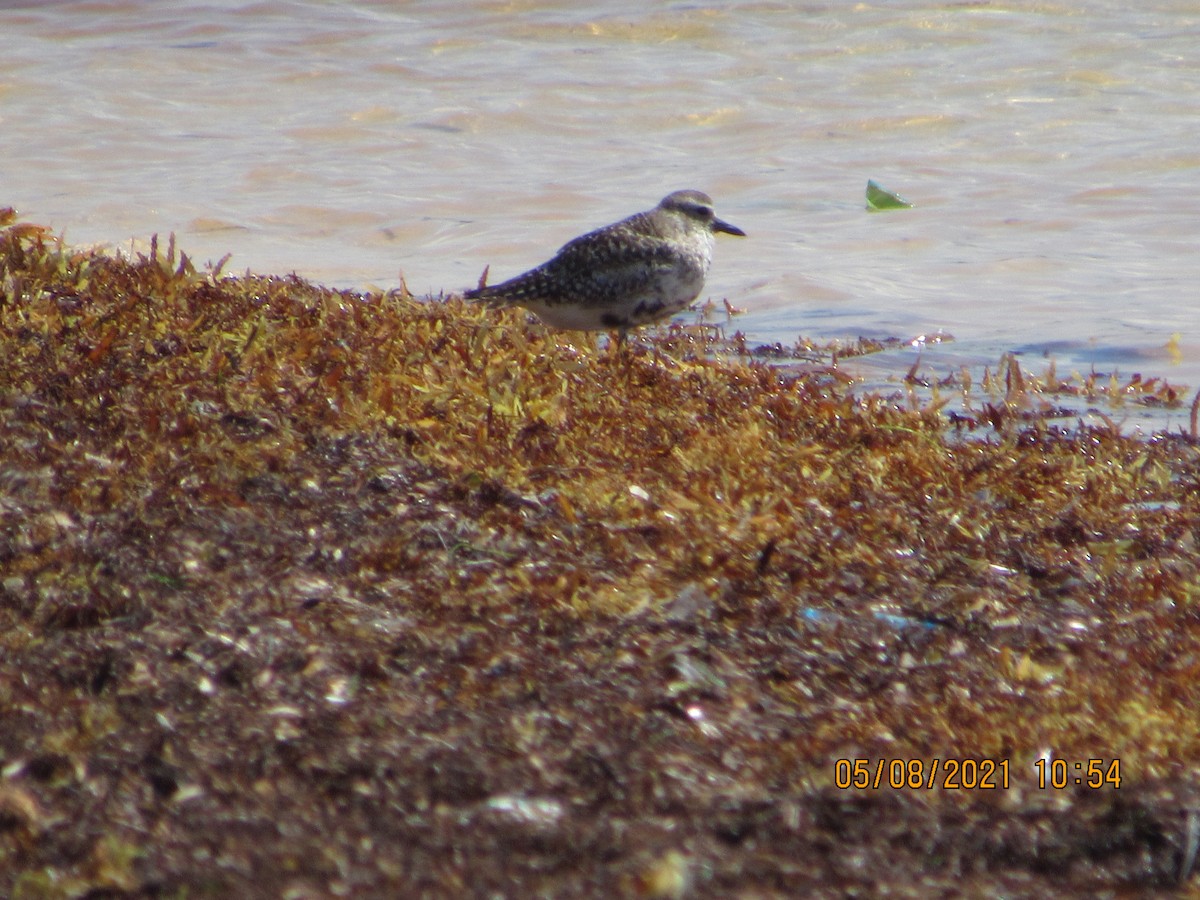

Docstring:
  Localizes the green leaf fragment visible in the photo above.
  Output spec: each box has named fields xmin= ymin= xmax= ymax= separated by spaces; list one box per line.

xmin=866 ymin=180 xmax=914 ymax=211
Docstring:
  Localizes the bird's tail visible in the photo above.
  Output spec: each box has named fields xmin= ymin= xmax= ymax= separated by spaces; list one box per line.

xmin=462 ymin=283 xmax=508 ymax=307
xmin=463 ymin=264 xmax=514 ymax=307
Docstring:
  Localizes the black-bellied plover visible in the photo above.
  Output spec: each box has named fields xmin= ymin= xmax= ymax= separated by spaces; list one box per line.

xmin=464 ymin=190 xmax=745 ymax=339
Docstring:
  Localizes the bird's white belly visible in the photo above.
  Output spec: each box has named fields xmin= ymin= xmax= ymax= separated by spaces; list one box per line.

xmin=525 ymin=266 xmax=706 ymax=331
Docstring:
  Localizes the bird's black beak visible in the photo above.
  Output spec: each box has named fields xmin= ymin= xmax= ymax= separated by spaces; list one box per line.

xmin=713 ymin=218 xmax=746 ymax=237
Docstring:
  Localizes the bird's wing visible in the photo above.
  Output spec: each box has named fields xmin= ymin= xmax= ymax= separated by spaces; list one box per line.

xmin=467 ymin=221 xmax=678 ymax=305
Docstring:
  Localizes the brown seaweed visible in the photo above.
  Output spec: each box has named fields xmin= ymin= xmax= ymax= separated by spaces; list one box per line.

xmin=2 ymin=210 xmax=1200 ymax=896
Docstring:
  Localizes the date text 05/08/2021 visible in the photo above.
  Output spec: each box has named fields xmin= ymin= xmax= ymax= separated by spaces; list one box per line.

xmin=833 ymin=759 xmax=1123 ymax=791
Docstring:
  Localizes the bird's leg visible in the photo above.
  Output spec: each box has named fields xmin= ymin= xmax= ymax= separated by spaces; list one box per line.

xmin=652 ymin=333 xmax=666 ymax=368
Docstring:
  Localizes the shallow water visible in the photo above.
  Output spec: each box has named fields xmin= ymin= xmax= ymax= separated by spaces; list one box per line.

xmin=3 ymin=0 xmax=1198 ymax=430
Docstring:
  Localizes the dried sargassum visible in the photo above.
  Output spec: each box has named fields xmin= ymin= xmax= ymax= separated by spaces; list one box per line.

xmin=3 ymin=211 xmax=1200 ymax=896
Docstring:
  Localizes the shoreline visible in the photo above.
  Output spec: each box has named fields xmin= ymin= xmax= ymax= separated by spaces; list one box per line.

xmin=3 ymin=213 xmax=1200 ymax=895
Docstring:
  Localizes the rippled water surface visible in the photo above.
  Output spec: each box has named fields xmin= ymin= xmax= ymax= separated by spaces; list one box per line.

xmin=4 ymin=0 xmax=1199 ymax=429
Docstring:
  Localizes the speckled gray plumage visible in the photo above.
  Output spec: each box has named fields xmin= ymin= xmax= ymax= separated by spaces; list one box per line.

xmin=465 ymin=190 xmax=744 ymax=334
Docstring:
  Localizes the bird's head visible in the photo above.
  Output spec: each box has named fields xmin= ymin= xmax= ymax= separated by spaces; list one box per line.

xmin=659 ymin=189 xmax=746 ymax=237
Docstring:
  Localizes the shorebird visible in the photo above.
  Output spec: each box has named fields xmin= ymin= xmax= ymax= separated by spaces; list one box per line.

xmin=464 ymin=190 xmax=745 ymax=340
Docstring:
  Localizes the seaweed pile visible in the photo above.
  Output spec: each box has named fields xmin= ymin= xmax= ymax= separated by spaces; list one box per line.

xmin=3 ymin=210 xmax=1200 ymax=896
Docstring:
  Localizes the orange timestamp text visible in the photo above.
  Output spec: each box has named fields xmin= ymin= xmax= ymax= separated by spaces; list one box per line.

xmin=835 ymin=758 xmax=1010 ymax=790
xmin=834 ymin=757 xmax=1122 ymax=791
